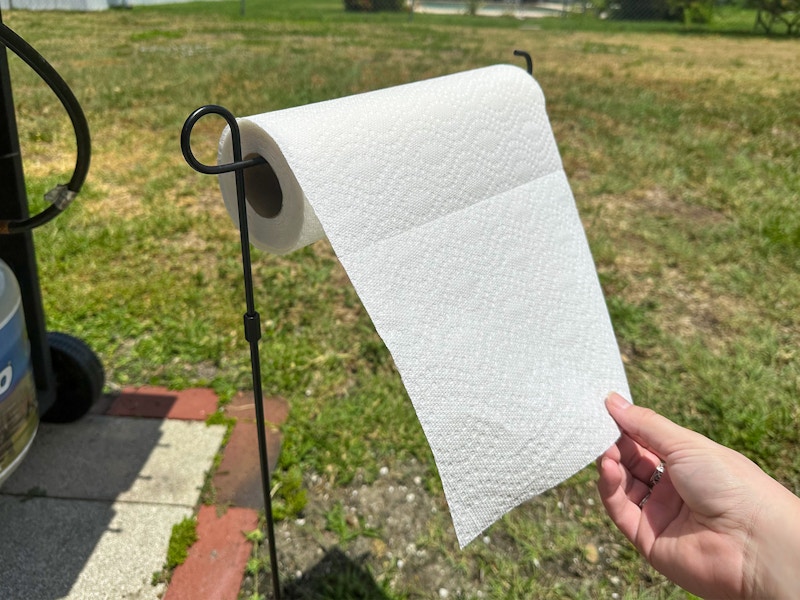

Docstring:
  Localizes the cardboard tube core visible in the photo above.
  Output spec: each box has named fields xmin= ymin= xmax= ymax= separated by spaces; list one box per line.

xmin=243 ymin=153 xmax=283 ymax=218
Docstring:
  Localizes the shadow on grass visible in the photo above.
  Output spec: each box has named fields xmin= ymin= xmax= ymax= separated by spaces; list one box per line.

xmin=283 ymin=547 xmax=390 ymax=600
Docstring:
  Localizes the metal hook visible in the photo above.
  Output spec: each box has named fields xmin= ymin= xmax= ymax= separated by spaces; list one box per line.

xmin=180 ymin=104 xmax=265 ymax=175
xmin=513 ymin=49 xmax=533 ymax=76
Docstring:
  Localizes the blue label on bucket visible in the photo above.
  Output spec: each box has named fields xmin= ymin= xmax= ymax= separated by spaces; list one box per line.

xmin=0 ymin=306 xmax=31 ymax=404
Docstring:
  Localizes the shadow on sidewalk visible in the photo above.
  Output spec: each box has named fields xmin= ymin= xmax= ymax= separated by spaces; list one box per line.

xmin=0 ymin=388 xmax=209 ymax=599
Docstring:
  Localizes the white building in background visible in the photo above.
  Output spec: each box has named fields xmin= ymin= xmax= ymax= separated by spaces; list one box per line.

xmin=0 ymin=0 xmax=201 ymax=10
xmin=1 ymin=0 xmax=106 ymax=9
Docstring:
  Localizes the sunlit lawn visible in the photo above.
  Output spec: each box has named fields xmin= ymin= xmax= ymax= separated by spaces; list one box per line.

xmin=4 ymin=2 xmax=798 ymax=597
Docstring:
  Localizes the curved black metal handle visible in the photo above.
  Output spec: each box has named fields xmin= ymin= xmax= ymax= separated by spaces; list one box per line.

xmin=0 ymin=21 xmax=91 ymax=233
xmin=513 ymin=49 xmax=533 ymax=76
xmin=180 ymin=104 xmax=265 ymax=175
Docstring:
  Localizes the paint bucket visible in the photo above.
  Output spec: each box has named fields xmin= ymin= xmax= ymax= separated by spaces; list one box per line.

xmin=0 ymin=259 xmax=38 ymax=487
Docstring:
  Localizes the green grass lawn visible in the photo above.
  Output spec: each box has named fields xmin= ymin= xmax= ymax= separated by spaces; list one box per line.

xmin=3 ymin=2 xmax=799 ymax=598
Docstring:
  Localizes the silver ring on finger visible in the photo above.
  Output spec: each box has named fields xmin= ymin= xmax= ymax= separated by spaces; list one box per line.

xmin=649 ymin=462 xmax=665 ymax=488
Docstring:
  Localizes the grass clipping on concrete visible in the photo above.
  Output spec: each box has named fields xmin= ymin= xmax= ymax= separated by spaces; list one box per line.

xmin=5 ymin=4 xmax=799 ymax=598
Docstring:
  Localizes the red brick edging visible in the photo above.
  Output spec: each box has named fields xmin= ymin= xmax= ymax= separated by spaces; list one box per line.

xmin=98 ymin=386 xmax=285 ymax=599
xmin=164 ymin=505 xmax=260 ymax=600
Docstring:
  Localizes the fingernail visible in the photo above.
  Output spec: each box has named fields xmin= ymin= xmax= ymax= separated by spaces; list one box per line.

xmin=605 ymin=392 xmax=630 ymax=411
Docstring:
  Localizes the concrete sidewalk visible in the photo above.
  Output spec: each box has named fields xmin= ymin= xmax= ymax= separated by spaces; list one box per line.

xmin=0 ymin=386 xmax=284 ymax=600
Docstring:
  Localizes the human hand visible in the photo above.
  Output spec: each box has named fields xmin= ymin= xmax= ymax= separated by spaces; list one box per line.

xmin=597 ymin=392 xmax=800 ymax=599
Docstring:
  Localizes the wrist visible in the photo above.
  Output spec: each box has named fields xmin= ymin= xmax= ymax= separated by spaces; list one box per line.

xmin=746 ymin=483 xmax=800 ymax=599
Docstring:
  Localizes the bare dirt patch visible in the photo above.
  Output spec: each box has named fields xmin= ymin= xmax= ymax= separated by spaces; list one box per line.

xmin=242 ymin=459 xmax=487 ymax=599
xmin=240 ymin=457 xmax=662 ymax=600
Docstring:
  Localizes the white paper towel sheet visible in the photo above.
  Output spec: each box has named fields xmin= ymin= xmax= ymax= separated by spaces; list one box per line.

xmin=218 ymin=64 xmax=630 ymax=547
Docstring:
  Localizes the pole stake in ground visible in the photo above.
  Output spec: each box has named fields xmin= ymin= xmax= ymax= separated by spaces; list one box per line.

xmin=181 ymin=105 xmax=281 ymax=600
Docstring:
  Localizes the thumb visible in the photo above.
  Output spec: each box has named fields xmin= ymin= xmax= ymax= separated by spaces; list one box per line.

xmin=606 ymin=392 xmax=709 ymax=460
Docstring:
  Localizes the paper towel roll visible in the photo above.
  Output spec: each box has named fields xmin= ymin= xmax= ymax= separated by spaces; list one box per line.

xmin=218 ymin=64 xmax=630 ymax=547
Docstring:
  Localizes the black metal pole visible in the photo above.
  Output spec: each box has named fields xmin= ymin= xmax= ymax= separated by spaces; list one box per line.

xmin=181 ymin=106 xmax=281 ymax=599
xmin=234 ymin=146 xmax=282 ymax=600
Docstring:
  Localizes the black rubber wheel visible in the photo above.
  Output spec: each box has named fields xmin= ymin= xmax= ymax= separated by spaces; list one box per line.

xmin=40 ymin=332 xmax=104 ymax=423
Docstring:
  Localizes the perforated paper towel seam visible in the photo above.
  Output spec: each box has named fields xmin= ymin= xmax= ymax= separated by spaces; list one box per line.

xmin=218 ymin=64 xmax=630 ymax=547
